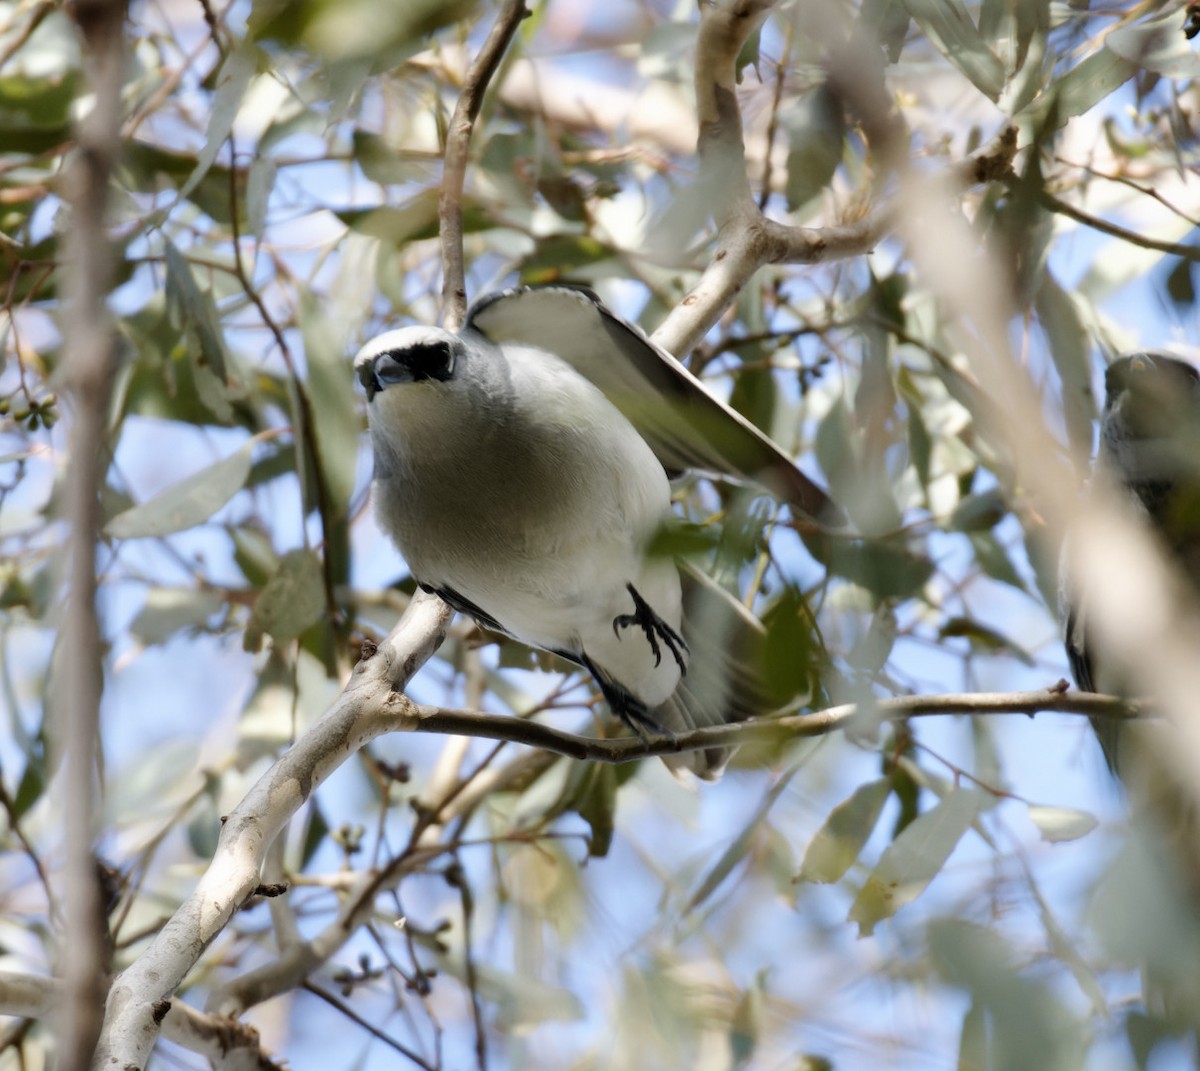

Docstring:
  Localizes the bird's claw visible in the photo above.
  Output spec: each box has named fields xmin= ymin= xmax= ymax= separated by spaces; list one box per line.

xmin=612 ymin=583 xmax=689 ymax=674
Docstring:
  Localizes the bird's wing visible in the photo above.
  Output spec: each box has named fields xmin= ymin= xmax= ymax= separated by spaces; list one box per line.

xmin=465 ymin=285 xmax=845 ymax=527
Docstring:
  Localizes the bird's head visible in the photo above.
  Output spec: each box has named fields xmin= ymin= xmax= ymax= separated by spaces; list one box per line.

xmin=1104 ymin=352 xmax=1200 ymax=442
xmin=354 ymin=327 xmax=462 ymax=401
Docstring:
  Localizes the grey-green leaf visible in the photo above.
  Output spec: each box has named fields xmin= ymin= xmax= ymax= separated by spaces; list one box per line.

xmin=105 ymin=438 xmax=256 ymax=539
xmin=164 ymin=239 xmax=231 ymax=383
xmin=796 ymin=778 xmax=891 ymax=884
xmin=902 ymin=0 xmax=1006 ymax=100
xmin=848 ymin=787 xmax=989 ymax=935
xmin=1027 ymin=804 xmax=1098 ymax=844
xmin=245 ymin=547 xmax=326 ymax=648
xmin=131 ymin=587 xmax=226 ymax=646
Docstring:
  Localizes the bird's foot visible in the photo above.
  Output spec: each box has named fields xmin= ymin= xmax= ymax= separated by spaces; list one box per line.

xmin=612 ymin=583 xmax=689 ymax=673
xmin=580 ymin=653 xmax=677 ymax=747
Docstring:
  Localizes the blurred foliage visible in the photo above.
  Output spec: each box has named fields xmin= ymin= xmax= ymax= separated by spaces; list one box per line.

xmin=3 ymin=0 xmax=1200 ymax=1069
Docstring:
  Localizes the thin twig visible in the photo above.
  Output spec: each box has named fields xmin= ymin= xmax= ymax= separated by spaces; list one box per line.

xmin=93 ymin=592 xmax=452 ymax=1069
xmin=0 ymin=771 xmax=58 ymax=921
xmin=0 ymin=1 xmax=54 ymax=71
xmin=1054 ymin=156 xmax=1200 ymax=229
xmin=301 ymin=982 xmax=436 ymax=1070
xmin=1034 ymin=182 xmax=1200 ymax=262
xmin=449 ymin=859 xmax=487 ymax=1071
xmin=438 ymin=0 xmax=528 ymax=329
xmin=225 ymin=137 xmax=345 ymax=662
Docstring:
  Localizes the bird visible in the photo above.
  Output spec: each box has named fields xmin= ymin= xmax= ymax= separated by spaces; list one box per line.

xmin=1062 ymin=350 xmax=1200 ymax=1037
xmin=354 ymin=284 xmax=843 ymax=777
xmin=1063 ymin=351 xmax=1200 ymax=772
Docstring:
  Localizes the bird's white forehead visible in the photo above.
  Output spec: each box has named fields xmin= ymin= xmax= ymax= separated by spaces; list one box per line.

xmin=352 ymin=325 xmax=458 ymax=371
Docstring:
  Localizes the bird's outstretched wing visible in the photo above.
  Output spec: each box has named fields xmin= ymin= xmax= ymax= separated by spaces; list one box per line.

xmin=465 ymin=285 xmax=845 ymax=527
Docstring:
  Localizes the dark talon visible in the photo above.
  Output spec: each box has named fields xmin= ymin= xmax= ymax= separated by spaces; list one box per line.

xmin=612 ymin=583 xmax=689 ymax=674
xmin=580 ymin=652 xmax=677 ymax=745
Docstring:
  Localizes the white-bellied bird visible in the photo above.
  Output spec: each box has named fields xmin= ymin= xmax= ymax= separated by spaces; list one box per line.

xmin=355 ymin=285 xmax=843 ymax=777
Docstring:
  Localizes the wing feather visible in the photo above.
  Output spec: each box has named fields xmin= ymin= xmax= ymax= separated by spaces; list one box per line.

xmin=465 ymin=285 xmax=845 ymax=526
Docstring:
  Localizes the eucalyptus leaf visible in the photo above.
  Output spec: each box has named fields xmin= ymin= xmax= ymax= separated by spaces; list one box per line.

xmin=130 ymin=587 xmax=226 ymax=646
xmin=902 ymin=0 xmax=1006 ymax=99
xmin=244 ymin=547 xmax=326 ymax=649
xmin=105 ymin=437 xmax=258 ymax=539
xmin=796 ymin=778 xmax=891 ymax=884
xmin=1027 ymin=804 xmax=1098 ymax=844
xmin=849 ymin=788 xmax=989 ymax=935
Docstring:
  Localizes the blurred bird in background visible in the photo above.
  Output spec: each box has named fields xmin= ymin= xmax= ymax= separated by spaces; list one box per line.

xmin=1064 ymin=352 xmax=1200 ymax=770
xmin=1062 ymin=350 xmax=1200 ymax=1039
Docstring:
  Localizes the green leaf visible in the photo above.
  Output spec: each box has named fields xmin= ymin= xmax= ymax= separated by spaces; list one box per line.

xmin=783 ymin=85 xmax=845 ymax=212
xmin=337 ymin=193 xmax=436 ymax=244
xmin=861 ymin=0 xmax=911 ymax=63
xmin=966 ymin=531 xmax=1028 ymax=594
xmin=848 ymin=788 xmax=988 ymax=936
xmin=105 ymin=438 xmax=258 ymax=539
xmin=177 ymin=45 xmax=259 ymax=205
xmin=827 ymin=539 xmax=935 ymax=600
xmin=796 ymin=778 xmax=891 ymax=884
xmin=300 ymin=799 xmax=330 ymax=868
xmin=351 ymin=129 xmax=429 ymax=185
xmin=1036 ymin=273 xmax=1094 ymax=466
xmin=244 ymin=547 xmax=327 ymax=649
xmin=186 ymin=789 xmax=222 ymax=859
xmin=906 ymin=398 xmax=932 ymax=490
xmin=299 ymin=292 xmax=360 ymax=518
xmin=130 ymin=587 xmax=226 ymax=646
xmin=164 ymin=240 xmax=232 ymax=383
xmin=0 ymin=71 xmax=75 ymax=153
xmin=902 ymin=0 xmax=1006 ymax=100
xmin=1026 ymin=804 xmax=1098 ymax=844
xmin=1166 ymin=255 xmax=1197 ymax=310
xmin=939 ymin=615 xmax=1033 ymax=664
xmin=14 ymin=751 xmax=47 ymax=820
xmin=245 ymin=155 xmax=277 ymax=239
xmin=573 ymin=762 xmax=618 ymax=858
xmin=730 ymin=973 xmax=765 ymax=1067
xmin=1019 ymin=48 xmax=1136 ymax=130
xmin=230 ymin=524 xmax=279 ymax=588
xmin=948 ymin=488 xmax=1007 ymax=531
xmin=251 ymin=0 xmax=478 ymax=61
xmin=518 ymin=234 xmax=614 ymax=282
xmin=760 ymin=584 xmax=820 ymax=707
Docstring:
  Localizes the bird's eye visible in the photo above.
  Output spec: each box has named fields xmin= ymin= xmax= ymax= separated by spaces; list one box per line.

xmin=401 ymin=340 xmax=457 ymax=382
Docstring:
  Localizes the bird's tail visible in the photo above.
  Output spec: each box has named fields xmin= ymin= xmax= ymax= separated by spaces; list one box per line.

xmin=654 ymin=563 xmax=807 ymax=781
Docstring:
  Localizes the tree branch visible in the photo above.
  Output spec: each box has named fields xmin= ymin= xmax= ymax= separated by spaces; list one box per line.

xmin=56 ymin=2 xmax=127 ymax=1068
xmin=91 ymin=591 xmax=451 ymax=1070
xmin=650 ymin=0 xmax=1018 ymax=358
xmin=1 ymin=971 xmax=281 ymax=1071
xmin=1034 ymin=182 xmax=1200 ymax=262
xmin=438 ymin=0 xmax=528 ymax=329
xmin=394 ymin=688 xmax=1139 ymax=765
